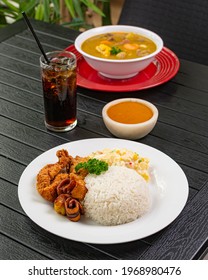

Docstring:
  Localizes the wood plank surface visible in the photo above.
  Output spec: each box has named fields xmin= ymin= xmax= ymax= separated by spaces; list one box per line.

xmin=0 ymin=234 xmax=48 ymax=260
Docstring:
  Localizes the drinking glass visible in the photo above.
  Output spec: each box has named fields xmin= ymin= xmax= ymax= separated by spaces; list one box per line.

xmin=40 ymin=51 xmax=77 ymax=132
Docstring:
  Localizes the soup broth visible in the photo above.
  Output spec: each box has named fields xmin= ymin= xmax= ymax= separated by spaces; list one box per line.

xmin=81 ymin=32 xmax=157 ymax=60
xmin=107 ymin=101 xmax=153 ymax=124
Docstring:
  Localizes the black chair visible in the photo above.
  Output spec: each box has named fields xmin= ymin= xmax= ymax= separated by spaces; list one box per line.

xmin=118 ymin=0 xmax=208 ymax=65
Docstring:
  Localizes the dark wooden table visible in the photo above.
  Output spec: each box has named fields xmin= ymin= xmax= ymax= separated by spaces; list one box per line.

xmin=0 ymin=19 xmax=208 ymax=260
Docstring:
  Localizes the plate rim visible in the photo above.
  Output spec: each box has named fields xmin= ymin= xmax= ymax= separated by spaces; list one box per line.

xmin=18 ymin=138 xmax=189 ymax=244
xmin=66 ymin=45 xmax=180 ymax=92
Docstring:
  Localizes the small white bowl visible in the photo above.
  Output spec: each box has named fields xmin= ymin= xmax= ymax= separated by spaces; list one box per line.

xmin=74 ymin=25 xmax=163 ymax=79
xmin=102 ymin=98 xmax=158 ymax=140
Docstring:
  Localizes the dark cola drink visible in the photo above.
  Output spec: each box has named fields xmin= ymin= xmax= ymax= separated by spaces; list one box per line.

xmin=40 ymin=51 xmax=77 ymax=132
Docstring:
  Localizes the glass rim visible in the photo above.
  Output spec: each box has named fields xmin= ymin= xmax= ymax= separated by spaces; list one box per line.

xmin=40 ymin=50 xmax=76 ymax=66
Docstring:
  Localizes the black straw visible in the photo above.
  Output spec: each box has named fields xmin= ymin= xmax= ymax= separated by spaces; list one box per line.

xmin=22 ymin=11 xmax=50 ymax=64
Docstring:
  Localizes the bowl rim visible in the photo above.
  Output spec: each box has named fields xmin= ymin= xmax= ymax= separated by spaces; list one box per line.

xmin=74 ymin=25 xmax=164 ymax=63
xmin=102 ymin=98 xmax=159 ymax=127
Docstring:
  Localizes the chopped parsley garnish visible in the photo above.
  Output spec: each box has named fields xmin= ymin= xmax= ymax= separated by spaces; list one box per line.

xmin=110 ymin=46 xmax=122 ymax=55
xmin=75 ymin=158 xmax=108 ymax=175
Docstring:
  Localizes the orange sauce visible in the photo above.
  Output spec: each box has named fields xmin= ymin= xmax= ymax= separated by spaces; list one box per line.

xmin=107 ymin=101 xmax=153 ymax=124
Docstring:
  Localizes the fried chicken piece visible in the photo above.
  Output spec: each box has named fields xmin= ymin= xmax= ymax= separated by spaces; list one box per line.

xmin=36 ymin=149 xmax=73 ymax=202
xmin=56 ymin=149 xmax=72 ymax=169
xmin=70 ymin=155 xmax=89 ymax=179
xmin=38 ymin=173 xmax=69 ymax=202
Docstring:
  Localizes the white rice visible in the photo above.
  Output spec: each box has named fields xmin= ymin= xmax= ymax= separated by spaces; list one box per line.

xmin=84 ymin=166 xmax=151 ymax=226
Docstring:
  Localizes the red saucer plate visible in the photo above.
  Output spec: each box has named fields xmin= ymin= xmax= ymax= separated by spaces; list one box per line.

xmin=66 ymin=45 xmax=180 ymax=92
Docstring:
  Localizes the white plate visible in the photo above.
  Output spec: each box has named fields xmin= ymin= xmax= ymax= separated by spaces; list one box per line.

xmin=18 ymin=138 xmax=189 ymax=244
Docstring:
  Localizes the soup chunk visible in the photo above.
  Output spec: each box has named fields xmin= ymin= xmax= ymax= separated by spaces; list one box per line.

xmin=81 ymin=32 xmax=157 ymax=60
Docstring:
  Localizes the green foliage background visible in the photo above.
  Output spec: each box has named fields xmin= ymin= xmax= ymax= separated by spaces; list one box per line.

xmin=0 ymin=0 xmax=112 ymax=29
